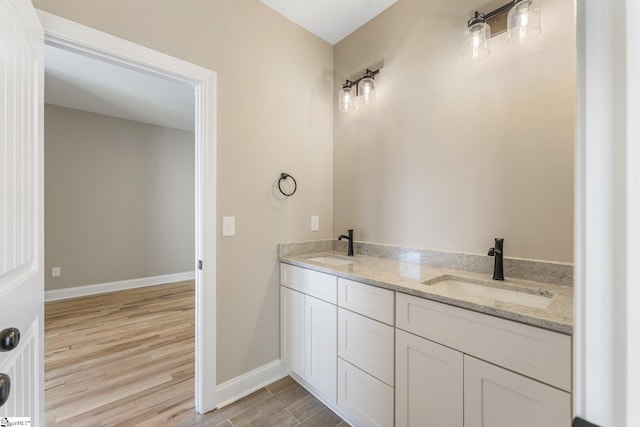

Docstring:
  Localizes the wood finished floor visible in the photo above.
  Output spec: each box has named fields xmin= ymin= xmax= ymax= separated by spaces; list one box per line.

xmin=45 ymin=281 xmax=346 ymax=427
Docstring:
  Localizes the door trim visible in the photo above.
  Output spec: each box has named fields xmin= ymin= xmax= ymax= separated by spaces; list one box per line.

xmin=574 ymin=0 xmax=640 ymax=425
xmin=36 ymin=11 xmax=218 ymax=413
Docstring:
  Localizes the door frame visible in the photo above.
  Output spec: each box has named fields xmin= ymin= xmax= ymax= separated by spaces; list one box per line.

xmin=574 ymin=0 xmax=639 ymax=425
xmin=37 ymin=11 xmax=218 ymax=413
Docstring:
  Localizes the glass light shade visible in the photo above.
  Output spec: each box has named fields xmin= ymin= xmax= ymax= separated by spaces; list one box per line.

xmin=358 ymin=77 xmax=376 ymax=105
xmin=507 ymin=0 xmax=541 ymax=45
xmin=338 ymin=84 xmax=356 ymax=112
xmin=462 ymin=21 xmax=490 ymax=63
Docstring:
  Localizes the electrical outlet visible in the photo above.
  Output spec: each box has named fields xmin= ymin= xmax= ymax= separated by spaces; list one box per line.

xmin=222 ymin=216 xmax=235 ymax=236
xmin=311 ymin=215 xmax=319 ymax=231
xmin=52 ymin=267 xmax=61 ymax=277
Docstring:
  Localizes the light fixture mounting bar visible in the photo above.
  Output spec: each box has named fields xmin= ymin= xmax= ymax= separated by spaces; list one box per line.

xmin=346 ymin=68 xmax=380 ymax=88
xmin=471 ymin=0 xmax=518 ymax=37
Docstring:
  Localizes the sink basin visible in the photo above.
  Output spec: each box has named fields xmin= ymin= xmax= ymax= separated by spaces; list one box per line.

xmin=306 ymin=256 xmax=355 ymax=266
xmin=423 ymin=275 xmax=554 ymax=309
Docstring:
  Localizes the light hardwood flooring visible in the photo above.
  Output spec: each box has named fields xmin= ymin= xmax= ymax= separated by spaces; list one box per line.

xmin=45 ymin=281 xmax=346 ymax=427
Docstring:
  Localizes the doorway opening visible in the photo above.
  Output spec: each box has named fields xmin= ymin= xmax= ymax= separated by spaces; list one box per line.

xmin=39 ymin=10 xmax=217 ymax=415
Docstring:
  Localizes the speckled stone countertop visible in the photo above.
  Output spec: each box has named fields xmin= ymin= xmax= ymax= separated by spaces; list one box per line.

xmin=280 ymin=250 xmax=573 ymax=335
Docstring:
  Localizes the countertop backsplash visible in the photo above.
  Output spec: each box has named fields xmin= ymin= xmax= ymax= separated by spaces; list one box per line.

xmin=279 ymin=239 xmax=573 ymax=287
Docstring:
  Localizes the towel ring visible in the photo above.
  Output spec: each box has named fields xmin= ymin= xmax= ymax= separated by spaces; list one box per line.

xmin=278 ymin=173 xmax=297 ymax=197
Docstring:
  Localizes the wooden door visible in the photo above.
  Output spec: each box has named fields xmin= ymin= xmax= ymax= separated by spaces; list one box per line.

xmin=0 ymin=0 xmax=44 ymax=423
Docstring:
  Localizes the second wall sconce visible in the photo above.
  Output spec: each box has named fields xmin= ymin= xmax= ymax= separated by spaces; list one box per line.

xmin=338 ymin=68 xmax=380 ymax=113
xmin=463 ymin=0 xmax=541 ymax=63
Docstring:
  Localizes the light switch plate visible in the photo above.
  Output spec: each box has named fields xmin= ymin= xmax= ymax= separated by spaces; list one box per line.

xmin=52 ymin=267 xmax=61 ymax=277
xmin=311 ymin=215 xmax=319 ymax=231
xmin=222 ymin=216 xmax=235 ymax=236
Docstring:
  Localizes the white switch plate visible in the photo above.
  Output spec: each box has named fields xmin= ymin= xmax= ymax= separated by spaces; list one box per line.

xmin=222 ymin=216 xmax=235 ymax=236
xmin=311 ymin=215 xmax=319 ymax=231
xmin=52 ymin=267 xmax=61 ymax=277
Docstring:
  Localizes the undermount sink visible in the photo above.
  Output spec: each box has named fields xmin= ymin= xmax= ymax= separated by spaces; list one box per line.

xmin=422 ymin=275 xmax=554 ymax=309
xmin=306 ymin=256 xmax=355 ymax=266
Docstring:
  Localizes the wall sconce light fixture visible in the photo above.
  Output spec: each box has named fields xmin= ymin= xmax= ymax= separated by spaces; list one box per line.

xmin=338 ymin=68 xmax=380 ymax=113
xmin=463 ymin=0 xmax=541 ymax=63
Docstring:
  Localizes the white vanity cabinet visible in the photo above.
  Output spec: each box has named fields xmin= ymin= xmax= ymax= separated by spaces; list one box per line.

xmin=280 ymin=264 xmax=337 ymax=403
xmin=395 ymin=292 xmax=571 ymax=427
xmin=280 ymin=261 xmax=572 ymax=427
xmin=336 ymin=278 xmax=395 ymax=427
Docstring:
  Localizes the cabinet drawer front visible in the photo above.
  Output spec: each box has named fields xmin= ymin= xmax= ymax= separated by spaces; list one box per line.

xmin=338 ymin=278 xmax=395 ymax=325
xmin=338 ymin=358 xmax=394 ymax=427
xmin=338 ymin=308 xmax=394 ymax=386
xmin=396 ymin=293 xmax=571 ymax=391
xmin=281 ymin=263 xmax=337 ymax=304
xmin=464 ymin=356 xmax=571 ymax=427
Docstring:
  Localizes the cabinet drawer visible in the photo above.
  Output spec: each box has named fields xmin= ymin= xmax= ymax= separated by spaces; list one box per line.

xmin=338 ymin=308 xmax=394 ymax=386
xmin=280 ymin=263 xmax=337 ymax=304
xmin=338 ymin=278 xmax=394 ymax=325
xmin=338 ymin=358 xmax=394 ymax=427
xmin=396 ymin=293 xmax=571 ymax=391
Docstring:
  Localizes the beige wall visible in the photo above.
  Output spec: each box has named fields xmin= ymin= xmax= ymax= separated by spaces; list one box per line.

xmin=45 ymin=105 xmax=195 ymax=290
xmin=334 ymin=0 xmax=575 ymax=263
xmin=34 ymin=1 xmax=335 ymax=383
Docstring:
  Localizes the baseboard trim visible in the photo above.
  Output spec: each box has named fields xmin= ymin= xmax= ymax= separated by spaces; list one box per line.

xmin=44 ymin=271 xmax=196 ymax=302
xmin=288 ymin=372 xmax=357 ymax=427
xmin=215 ymin=360 xmax=289 ymax=409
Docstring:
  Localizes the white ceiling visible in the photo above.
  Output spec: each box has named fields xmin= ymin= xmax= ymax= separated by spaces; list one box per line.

xmin=260 ymin=0 xmax=398 ymax=45
xmin=44 ymin=44 xmax=195 ymax=132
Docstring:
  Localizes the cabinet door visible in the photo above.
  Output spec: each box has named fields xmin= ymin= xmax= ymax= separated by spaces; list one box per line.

xmin=281 ymin=286 xmax=304 ymax=377
xmin=396 ymin=330 xmax=463 ymax=427
xmin=464 ymin=356 xmax=571 ymax=427
xmin=305 ymin=295 xmax=337 ymax=403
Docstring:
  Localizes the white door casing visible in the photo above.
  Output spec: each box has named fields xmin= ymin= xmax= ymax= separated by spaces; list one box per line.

xmin=37 ymin=11 xmax=218 ymax=414
xmin=575 ymin=0 xmax=640 ymax=425
xmin=0 ymin=0 xmax=44 ymax=423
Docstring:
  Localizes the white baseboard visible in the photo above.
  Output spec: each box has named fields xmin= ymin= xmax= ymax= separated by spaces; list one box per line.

xmin=215 ymin=360 xmax=289 ymax=409
xmin=44 ymin=271 xmax=195 ymax=302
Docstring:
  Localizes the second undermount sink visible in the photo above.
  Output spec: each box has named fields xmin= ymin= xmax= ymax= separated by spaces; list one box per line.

xmin=306 ymin=256 xmax=355 ymax=266
xmin=422 ymin=275 xmax=554 ymax=309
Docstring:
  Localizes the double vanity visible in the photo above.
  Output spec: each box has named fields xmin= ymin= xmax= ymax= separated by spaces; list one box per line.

xmin=279 ymin=241 xmax=573 ymax=427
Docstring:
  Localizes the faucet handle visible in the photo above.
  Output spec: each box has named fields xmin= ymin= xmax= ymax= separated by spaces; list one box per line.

xmin=488 ymin=247 xmax=496 ymax=256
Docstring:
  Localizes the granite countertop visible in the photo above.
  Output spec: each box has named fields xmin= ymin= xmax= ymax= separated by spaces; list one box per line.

xmin=280 ymin=250 xmax=573 ymax=335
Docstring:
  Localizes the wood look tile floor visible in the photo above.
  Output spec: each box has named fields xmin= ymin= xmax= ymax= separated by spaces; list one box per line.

xmin=45 ymin=281 xmax=346 ymax=427
xmin=180 ymin=376 xmax=347 ymax=427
